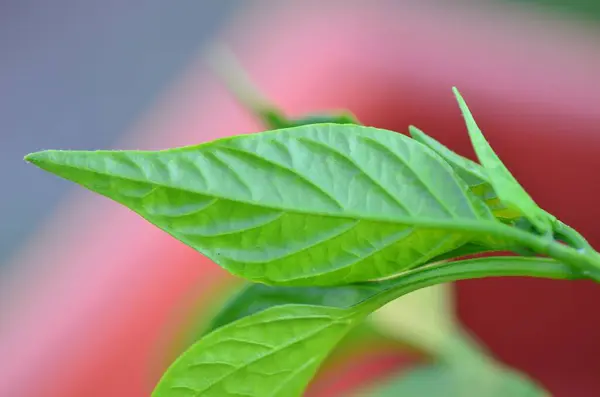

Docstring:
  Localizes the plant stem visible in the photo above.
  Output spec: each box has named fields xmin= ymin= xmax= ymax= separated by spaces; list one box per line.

xmin=510 ymin=226 xmax=600 ymax=280
xmin=206 ymin=43 xmax=290 ymax=129
xmin=358 ymin=257 xmax=583 ymax=315
xmin=468 ymin=221 xmax=600 ymax=282
xmin=553 ymin=220 xmax=593 ymax=251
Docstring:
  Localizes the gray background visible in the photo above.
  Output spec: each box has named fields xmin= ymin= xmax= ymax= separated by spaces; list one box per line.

xmin=0 ymin=1 xmax=238 ymax=263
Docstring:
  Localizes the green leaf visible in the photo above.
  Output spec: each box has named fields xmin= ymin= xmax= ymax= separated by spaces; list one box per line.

xmin=173 ymin=282 xmax=393 ymax=375
xmin=409 ymin=125 xmax=520 ymax=221
xmin=363 ymin=364 xmax=548 ymax=397
xmin=26 ymin=124 xmax=504 ymax=286
xmin=211 ymin=280 xmax=459 ymax=360
xmin=153 ymin=304 xmax=362 ymax=397
xmin=152 ymin=257 xmax=577 ymax=397
xmin=452 ymin=88 xmax=551 ymax=233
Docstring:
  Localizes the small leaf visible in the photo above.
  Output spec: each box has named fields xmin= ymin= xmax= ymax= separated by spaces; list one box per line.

xmin=409 ymin=125 xmax=520 ymax=221
xmin=153 ymin=305 xmax=362 ymax=397
xmin=452 ymin=88 xmax=551 ymax=233
xmin=26 ymin=124 xmax=503 ymax=286
xmin=408 ymin=125 xmax=548 ymax=255
xmin=152 ymin=257 xmax=577 ymax=397
xmin=362 ymin=364 xmax=549 ymax=397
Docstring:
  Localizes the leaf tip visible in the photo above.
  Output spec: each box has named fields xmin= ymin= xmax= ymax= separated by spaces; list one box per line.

xmin=24 ymin=150 xmax=63 ymax=171
xmin=452 ymin=87 xmax=467 ymax=106
xmin=24 ymin=151 xmax=47 ymax=165
xmin=408 ymin=125 xmax=425 ymax=139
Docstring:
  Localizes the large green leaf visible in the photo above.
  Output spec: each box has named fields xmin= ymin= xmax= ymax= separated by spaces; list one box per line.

xmin=26 ymin=124 xmax=503 ymax=286
xmin=152 ymin=257 xmax=577 ymax=397
xmin=452 ymin=88 xmax=551 ymax=233
xmin=362 ymin=364 xmax=548 ymax=397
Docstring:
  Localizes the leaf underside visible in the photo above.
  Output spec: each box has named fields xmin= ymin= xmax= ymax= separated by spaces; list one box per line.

xmin=26 ymin=123 xmax=499 ymax=286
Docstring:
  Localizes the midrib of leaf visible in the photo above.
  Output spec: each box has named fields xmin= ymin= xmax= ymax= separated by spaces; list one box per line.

xmin=28 ymin=155 xmax=505 ymax=230
xmin=26 ymin=155 xmax=531 ymax=261
xmin=25 ymin=155 xmax=585 ymax=251
xmin=24 ymin=152 xmax=565 ymax=277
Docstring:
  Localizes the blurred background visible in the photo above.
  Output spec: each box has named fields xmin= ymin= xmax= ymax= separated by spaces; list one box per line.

xmin=2 ymin=1 xmax=600 ymax=396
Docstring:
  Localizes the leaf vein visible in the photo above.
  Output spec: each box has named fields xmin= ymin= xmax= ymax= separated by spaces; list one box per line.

xmin=213 ymin=144 xmax=344 ymax=210
xmin=296 ymin=136 xmax=413 ymax=216
xmin=186 ymin=318 xmax=350 ymax=395
xmin=359 ymin=136 xmax=457 ymax=217
xmin=180 ymin=211 xmax=285 ymax=238
xmin=216 ymin=219 xmax=361 ymax=265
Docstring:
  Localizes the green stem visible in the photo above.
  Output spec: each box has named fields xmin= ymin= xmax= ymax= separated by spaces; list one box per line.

xmin=358 ymin=256 xmax=583 ymax=314
xmin=553 ymin=220 xmax=593 ymax=251
xmin=353 ymin=257 xmax=580 ymax=389
xmin=480 ymin=222 xmax=600 ymax=281
xmin=206 ymin=44 xmax=289 ymax=129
